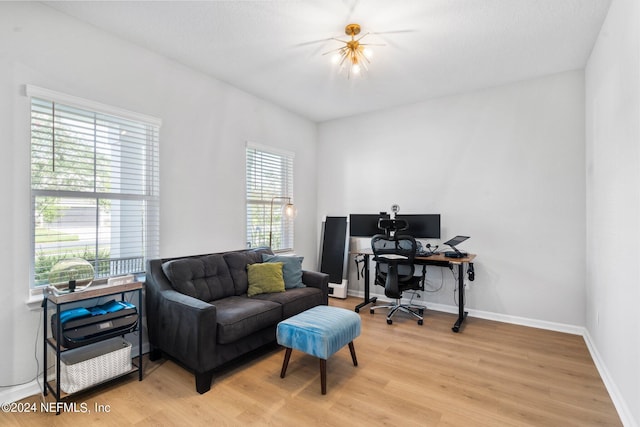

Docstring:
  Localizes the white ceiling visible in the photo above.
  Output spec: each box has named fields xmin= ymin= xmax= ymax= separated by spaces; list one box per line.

xmin=43 ymin=0 xmax=612 ymax=122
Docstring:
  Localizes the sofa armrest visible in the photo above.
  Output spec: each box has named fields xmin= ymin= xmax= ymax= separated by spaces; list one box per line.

xmin=154 ymin=289 xmax=218 ymax=372
xmin=302 ymin=270 xmax=330 ymax=305
xmin=145 ymin=258 xmax=219 ymax=373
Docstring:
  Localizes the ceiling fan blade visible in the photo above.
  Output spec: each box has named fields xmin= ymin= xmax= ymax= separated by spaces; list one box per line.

xmin=371 ymin=29 xmax=417 ymax=35
xmin=293 ymin=37 xmax=333 ymax=48
xmin=322 ymin=45 xmax=348 ymax=56
xmin=355 ymin=32 xmax=370 ymax=42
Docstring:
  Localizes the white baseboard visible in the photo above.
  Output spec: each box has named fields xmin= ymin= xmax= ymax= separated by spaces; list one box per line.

xmin=348 ymin=289 xmax=584 ymax=334
xmin=0 ymin=380 xmax=42 ymax=405
xmin=347 ymin=289 xmax=637 ymax=427
xmin=582 ymin=330 xmax=638 ymax=427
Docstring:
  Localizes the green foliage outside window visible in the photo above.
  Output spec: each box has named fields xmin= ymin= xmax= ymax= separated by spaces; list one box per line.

xmin=34 ymin=247 xmax=111 ymax=286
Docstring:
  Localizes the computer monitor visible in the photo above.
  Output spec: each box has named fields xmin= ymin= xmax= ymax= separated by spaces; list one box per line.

xmin=395 ymin=214 xmax=441 ymax=239
xmin=349 ymin=213 xmax=390 ymax=237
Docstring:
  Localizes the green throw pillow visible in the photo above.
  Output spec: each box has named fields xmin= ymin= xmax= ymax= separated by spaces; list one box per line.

xmin=247 ymin=262 xmax=285 ymax=297
xmin=262 ymin=254 xmax=305 ymax=289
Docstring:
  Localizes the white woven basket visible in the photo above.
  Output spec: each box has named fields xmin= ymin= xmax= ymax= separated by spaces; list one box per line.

xmin=59 ymin=337 xmax=132 ymax=394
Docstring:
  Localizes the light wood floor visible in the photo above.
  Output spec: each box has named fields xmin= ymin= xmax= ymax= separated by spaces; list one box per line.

xmin=9 ymin=297 xmax=621 ymax=426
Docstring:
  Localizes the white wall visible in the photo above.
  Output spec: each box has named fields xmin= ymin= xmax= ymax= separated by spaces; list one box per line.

xmin=585 ymin=0 xmax=640 ymax=425
xmin=2 ymin=2 xmax=636 ymax=423
xmin=0 ymin=2 xmax=317 ymax=394
xmin=318 ymin=71 xmax=586 ymax=326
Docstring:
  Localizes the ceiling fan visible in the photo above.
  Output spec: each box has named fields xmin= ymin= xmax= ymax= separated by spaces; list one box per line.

xmin=294 ymin=22 xmax=416 ymax=79
xmin=322 ymin=23 xmax=383 ymax=78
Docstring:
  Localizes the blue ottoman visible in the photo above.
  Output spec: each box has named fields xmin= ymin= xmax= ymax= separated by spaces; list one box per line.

xmin=276 ymin=305 xmax=361 ymax=394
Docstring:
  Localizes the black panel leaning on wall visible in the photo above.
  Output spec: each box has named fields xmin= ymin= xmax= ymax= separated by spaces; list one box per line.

xmin=320 ymin=217 xmax=347 ymax=285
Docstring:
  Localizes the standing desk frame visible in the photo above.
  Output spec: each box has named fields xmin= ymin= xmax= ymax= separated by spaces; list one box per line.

xmin=353 ymin=251 xmax=476 ymax=332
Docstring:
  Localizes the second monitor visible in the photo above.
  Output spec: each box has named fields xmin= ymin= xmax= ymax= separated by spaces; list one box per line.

xmin=349 ymin=213 xmax=390 ymax=237
xmin=395 ymin=214 xmax=441 ymax=239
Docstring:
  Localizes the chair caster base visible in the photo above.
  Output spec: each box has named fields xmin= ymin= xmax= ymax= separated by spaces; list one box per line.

xmin=371 ymin=301 xmax=425 ymax=326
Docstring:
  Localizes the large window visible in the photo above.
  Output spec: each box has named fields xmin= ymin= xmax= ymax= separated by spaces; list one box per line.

xmin=28 ymin=86 xmax=160 ymax=288
xmin=246 ymin=143 xmax=295 ymax=252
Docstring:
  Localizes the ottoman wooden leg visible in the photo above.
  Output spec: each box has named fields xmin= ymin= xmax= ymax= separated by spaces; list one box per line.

xmin=319 ymin=359 xmax=327 ymax=395
xmin=277 ymin=306 xmax=362 ymax=396
xmin=348 ymin=342 xmax=358 ymax=367
xmin=280 ymin=347 xmax=292 ymax=378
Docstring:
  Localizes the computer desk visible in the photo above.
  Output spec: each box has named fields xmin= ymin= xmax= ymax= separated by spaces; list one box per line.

xmin=351 ymin=251 xmax=476 ymax=332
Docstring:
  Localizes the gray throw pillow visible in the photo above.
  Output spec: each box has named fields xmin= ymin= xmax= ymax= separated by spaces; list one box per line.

xmin=262 ymin=254 xmax=305 ymax=289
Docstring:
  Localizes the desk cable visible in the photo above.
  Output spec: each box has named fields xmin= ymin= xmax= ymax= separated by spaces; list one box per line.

xmin=450 ymin=267 xmax=467 ymax=307
xmin=422 ymin=266 xmax=445 ymax=293
xmin=0 ymin=304 xmax=51 ymax=402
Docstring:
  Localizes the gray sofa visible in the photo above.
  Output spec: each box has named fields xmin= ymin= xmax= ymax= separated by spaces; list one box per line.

xmin=145 ymin=247 xmax=329 ymax=393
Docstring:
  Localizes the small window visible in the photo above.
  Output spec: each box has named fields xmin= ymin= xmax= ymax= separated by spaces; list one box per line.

xmin=246 ymin=143 xmax=295 ymax=252
xmin=28 ymin=86 xmax=160 ymax=288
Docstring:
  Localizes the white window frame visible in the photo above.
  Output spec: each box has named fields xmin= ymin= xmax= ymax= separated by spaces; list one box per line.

xmin=27 ymin=85 xmax=161 ymax=290
xmin=245 ymin=142 xmax=295 ymax=252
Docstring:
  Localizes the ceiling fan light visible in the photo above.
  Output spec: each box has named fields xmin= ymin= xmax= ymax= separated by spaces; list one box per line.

xmin=326 ymin=23 xmax=380 ymax=78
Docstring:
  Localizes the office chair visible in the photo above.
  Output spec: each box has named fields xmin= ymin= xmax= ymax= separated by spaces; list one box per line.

xmin=370 ymin=220 xmax=426 ymax=325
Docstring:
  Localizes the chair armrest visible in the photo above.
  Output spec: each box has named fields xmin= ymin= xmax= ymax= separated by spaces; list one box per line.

xmin=302 ymin=270 xmax=330 ymax=305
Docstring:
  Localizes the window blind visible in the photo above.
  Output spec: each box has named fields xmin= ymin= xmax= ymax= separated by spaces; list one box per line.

xmin=29 ymin=87 xmax=160 ymax=287
xmin=246 ymin=144 xmax=294 ymax=252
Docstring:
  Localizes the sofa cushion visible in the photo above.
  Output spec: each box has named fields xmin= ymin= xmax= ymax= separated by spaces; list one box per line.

xmin=162 ymin=254 xmax=235 ymax=301
xmin=262 ymin=254 xmax=305 ymax=289
xmin=213 ymin=296 xmax=282 ymax=344
xmin=247 ymin=262 xmax=285 ymax=297
xmin=254 ymin=287 xmax=324 ymax=318
xmin=223 ymin=250 xmax=266 ymax=295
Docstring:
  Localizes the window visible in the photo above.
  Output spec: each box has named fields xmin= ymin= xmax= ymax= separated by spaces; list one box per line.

xmin=246 ymin=143 xmax=295 ymax=252
xmin=28 ymin=86 xmax=160 ymax=288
